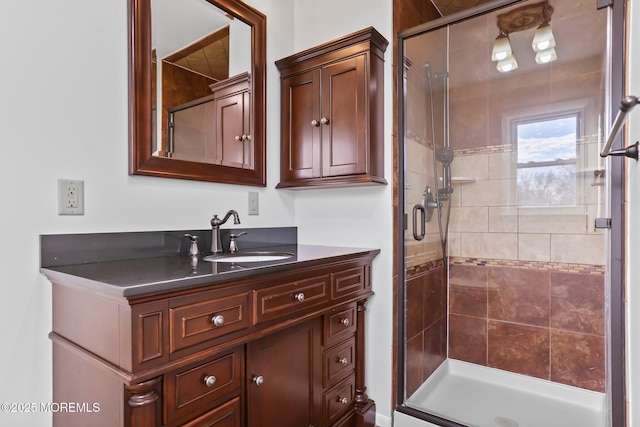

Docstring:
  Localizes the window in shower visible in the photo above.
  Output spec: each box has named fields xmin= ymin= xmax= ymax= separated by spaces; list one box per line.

xmin=515 ymin=114 xmax=579 ymax=207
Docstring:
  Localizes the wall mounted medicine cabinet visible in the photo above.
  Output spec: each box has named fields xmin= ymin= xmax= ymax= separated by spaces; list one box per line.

xmin=276 ymin=27 xmax=388 ymax=189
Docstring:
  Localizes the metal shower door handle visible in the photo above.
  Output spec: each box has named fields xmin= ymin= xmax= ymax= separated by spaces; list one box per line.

xmin=413 ymin=204 xmax=425 ymax=241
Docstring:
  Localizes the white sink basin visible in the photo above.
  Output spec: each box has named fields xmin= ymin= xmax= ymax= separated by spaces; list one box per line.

xmin=204 ymin=252 xmax=294 ymax=263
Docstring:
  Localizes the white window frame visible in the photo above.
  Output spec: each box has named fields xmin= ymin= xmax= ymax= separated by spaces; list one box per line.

xmin=502 ymin=98 xmax=591 ymax=215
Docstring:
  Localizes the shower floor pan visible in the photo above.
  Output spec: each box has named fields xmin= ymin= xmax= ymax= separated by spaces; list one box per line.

xmin=404 ymin=359 xmax=607 ymax=427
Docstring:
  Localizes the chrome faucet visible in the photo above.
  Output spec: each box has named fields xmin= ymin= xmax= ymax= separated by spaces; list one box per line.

xmin=210 ymin=210 xmax=240 ymax=253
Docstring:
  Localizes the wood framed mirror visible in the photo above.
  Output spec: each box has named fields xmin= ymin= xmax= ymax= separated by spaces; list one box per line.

xmin=128 ymin=0 xmax=266 ymax=185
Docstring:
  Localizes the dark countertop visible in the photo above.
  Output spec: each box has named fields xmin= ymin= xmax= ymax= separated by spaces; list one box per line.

xmin=40 ymin=244 xmax=380 ymax=299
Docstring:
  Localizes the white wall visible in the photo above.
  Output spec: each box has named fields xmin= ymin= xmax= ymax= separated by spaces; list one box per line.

xmin=0 ymin=0 xmax=394 ymax=426
xmin=291 ymin=1 xmax=394 ymax=425
xmin=626 ymin=0 xmax=640 ymax=424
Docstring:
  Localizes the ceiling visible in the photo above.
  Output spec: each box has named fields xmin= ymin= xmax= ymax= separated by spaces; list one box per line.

xmin=163 ymin=27 xmax=230 ymax=82
xmin=432 ymin=0 xmax=496 ymax=16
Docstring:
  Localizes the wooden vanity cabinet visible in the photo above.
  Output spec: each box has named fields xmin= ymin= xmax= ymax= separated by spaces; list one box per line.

xmin=49 ymin=253 xmax=377 ymax=427
xmin=276 ymin=27 xmax=388 ymax=189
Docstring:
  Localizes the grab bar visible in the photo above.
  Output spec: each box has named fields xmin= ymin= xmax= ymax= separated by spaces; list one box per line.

xmin=601 ymin=95 xmax=639 ymax=160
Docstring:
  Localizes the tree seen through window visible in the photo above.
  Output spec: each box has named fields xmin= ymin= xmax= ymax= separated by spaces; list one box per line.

xmin=516 ymin=115 xmax=578 ymax=207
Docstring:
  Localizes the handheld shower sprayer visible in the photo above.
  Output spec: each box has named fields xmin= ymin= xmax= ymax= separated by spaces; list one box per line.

xmin=436 ymin=147 xmax=455 ymax=199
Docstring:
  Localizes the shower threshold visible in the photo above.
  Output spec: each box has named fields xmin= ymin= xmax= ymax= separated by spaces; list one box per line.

xmin=404 ymin=359 xmax=607 ymax=427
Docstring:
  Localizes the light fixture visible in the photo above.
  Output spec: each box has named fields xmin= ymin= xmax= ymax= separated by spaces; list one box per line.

xmin=535 ymin=47 xmax=557 ymax=64
xmin=532 ymin=24 xmax=556 ymax=52
xmin=497 ymin=56 xmax=519 ymax=73
xmin=491 ymin=33 xmax=513 ymax=62
xmin=492 ymin=1 xmax=558 ymax=71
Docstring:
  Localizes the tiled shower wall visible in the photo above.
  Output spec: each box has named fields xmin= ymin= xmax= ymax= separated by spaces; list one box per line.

xmin=449 ymin=261 xmax=605 ymax=392
xmin=405 ymin=262 xmax=447 ymax=397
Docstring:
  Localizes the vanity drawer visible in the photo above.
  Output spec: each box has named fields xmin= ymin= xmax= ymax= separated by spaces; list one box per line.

xmin=255 ymin=274 xmax=329 ymax=323
xmin=179 ymin=397 xmax=241 ymax=427
xmin=164 ymin=348 xmax=242 ymax=424
xmin=324 ymin=304 xmax=357 ymax=346
xmin=331 ymin=267 xmax=366 ymax=299
xmin=324 ymin=374 xmax=355 ymax=425
xmin=323 ymin=337 xmax=356 ymax=388
xmin=170 ymin=292 xmax=250 ymax=353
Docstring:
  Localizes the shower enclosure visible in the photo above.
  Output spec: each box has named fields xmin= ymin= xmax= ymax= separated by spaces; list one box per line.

xmin=396 ymin=0 xmax=625 ymax=426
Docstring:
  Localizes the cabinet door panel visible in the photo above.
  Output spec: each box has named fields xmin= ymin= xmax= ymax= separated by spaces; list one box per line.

xmin=247 ymin=319 xmax=322 ymax=427
xmin=281 ymin=70 xmax=322 ymax=180
xmin=321 ymin=55 xmax=367 ymax=177
xmin=216 ymin=94 xmax=249 ymax=169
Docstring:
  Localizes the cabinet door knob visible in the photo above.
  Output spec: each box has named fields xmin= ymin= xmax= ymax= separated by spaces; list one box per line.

xmin=340 ymin=318 xmax=350 ymax=327
xmin=337 ymin=357 xmax=348 ymax=365
xmin=234 ymin=135 xmax=242 ymax=141
xmin=203 ymin=375 xmax=217 ymax=387
xmin=211 ymin=315 xmax=225 ymax=327
xmin=252 ymin=375 xmax=264 ymax=386
xmin=311 ymin=119 xmax=319 ymax=127
xmin=320 ymin=117 xmax=329 ymax=125
xmin=294 ymin=292 xmax=305 ymax=302
xmin=338 ymin=397 xmax=348 ymax=405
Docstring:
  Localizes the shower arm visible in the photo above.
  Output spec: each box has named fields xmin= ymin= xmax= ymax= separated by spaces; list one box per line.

xmin=600 ymin=95 xmax=639 ymax=160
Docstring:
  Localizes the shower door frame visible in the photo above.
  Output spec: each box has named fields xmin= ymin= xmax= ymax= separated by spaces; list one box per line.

xmin=395 ymin=0 xmax=627 ymax=425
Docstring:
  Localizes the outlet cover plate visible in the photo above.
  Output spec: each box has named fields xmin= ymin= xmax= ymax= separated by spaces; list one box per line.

xmin=58 ymin=179 xmax=84 ymax=215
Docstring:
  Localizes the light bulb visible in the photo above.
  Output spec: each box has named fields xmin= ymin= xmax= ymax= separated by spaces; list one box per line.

xmin=532 ymin=24 xmax=556 ymax=52
xmin=535 ymin=47 xmax=557 ymax=64
xmin=497 ymin=56 xmax=518 ymax=73
xmin=492 ymin=34 xmax=513 ymax=62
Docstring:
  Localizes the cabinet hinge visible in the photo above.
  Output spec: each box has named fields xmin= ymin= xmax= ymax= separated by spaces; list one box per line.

xmin=595 ymin=218 xmax=612 ymax=229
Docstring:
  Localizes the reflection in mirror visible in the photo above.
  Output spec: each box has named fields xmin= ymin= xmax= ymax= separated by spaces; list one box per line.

xmin=152 ymin=0 xmax=251 ymax=164
xmin=129 ymin=0 xmax=266 ymax=185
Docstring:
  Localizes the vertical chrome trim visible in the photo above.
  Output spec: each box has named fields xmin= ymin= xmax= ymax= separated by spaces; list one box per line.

xmin=608 ymin=0 xmax=627 ymax=423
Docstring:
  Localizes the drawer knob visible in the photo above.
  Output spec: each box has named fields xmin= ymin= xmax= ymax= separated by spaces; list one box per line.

xmin=337 ymin=357 xmax=348 ymax=366
xmin=203 ymin=375 xmax=217 ymax=387
xmin=294 ymin=292 xmax=305 ymax=302
xmin=340 ymin=318 xmax=350 ymax=327
xmin=252 ymin=375 xmax=264 ymax=386
xmin=338 ymin=397 xmax=348 ymax=405
xmin=211 ymin=315 xmax=225 ymax=327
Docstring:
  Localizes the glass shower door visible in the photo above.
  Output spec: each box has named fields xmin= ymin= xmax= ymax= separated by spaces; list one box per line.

xmin=398 ymin=0 xmax=622 ymax=426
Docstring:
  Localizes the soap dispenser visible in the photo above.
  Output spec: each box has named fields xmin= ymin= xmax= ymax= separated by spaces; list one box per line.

xmin=184 ymin=234 xmax=200 ymax=270
xmin=184 ymin=234 xmax=200 ymax=256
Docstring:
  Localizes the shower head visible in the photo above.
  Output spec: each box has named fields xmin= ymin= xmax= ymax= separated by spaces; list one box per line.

xmin=424 ymin=63 xmax=449 ymax=80
xmin=436 ymin=147 xmax=455 ymax=165
xmin=424 ymin=62 xmax=432 ymax=80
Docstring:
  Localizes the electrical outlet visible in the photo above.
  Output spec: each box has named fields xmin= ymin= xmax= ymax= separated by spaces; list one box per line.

xmin=58 ymin=179 xmax=84 ymax=215
xmin=248 ymin=192 xmax=259 ymax=215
